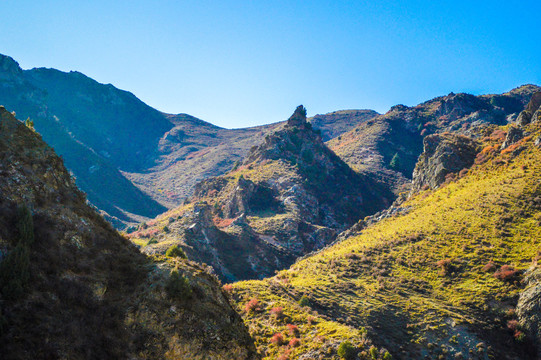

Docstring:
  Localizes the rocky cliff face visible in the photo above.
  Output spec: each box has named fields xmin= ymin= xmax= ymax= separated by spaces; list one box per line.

xmin=128 ymin=106 xmax=394 ymax=282
xmin=517 ymin=267 xmax=541 ymax=357
xmin=411 ymin=133 xmax=480 ymax=192
xmin=0 ymin=107 xmax=258 ymax=359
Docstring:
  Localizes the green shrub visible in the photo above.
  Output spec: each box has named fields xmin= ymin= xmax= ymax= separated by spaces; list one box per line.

xmin=0 ymin=242 xmax=30 ymax=300
xmin=298 ymin=295 xmax=310 ymax=307
xmin=337 ymin=341 xmax=356 ymax=359
xmin=163 ymin=226 xmax=170 ymax=233
xmin=17 ymin=205 xmax=34 ymax=245
xmin=369 ymin=345 xmax=378 ymax=359
xmin=165 ymin=270 xmax=192 ymax=300
xmin=389 ymin=152 xmax=401 ymax=171
xmin=0 ymin=205 xmax=34 ymax=300
xmin=383 ymin=351 xmax=393 ymax=360
xmin=166 ymin=245 xmax=187 ymax=259
xmin=147 ymin=238 xmax=158 ymax=245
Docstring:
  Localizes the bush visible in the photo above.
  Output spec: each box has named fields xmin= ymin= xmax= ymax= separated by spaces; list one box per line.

xmin=369 ymin=346 xmax=378 ymax=359
xmin=389 ymin=153 xmax=401 ymax=171
xmin=289 ymin=337 xmax=301 ymax=347
xmin=0 ymin=205 xmax=34 ymax=301
xmin=0 ymin=242 xmax=30 ymax=300
xmin=383 ymin=351 xmax=393 ymax=360
xmin=165 ymin=245 xmax=187 ymax=259
xmin=245 ymin=298 xmax=261 ymax=313
xmin=337 ymin=341 xmax=356 ymax=359
xmin=298 ymin=295 xmax=310 ymax=307
xmin=270 ymin=306 xmax=284 ymax=319
xmin=270 ymin=333 xmax=285 ymax=346
xmin=17 ymin=205 xmax=34 ymax=245
xmin=147 ymin=238 xmax=158 ymax=245
xmin=286 ymin=324 xmax=299 ymax=336
xmin=165 ymin=270 xmax=192 ymax=300
xmin=494 ymin=265 xmax=518 ymax=282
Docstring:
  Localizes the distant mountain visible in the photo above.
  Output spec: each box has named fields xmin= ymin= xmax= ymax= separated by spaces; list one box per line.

xmin=230 ymin=92 xmax=541 ymax=359
xmin=0 ymin=107 xmax=258 ymax=359
xmin=328 ymin=84 xmax=540 ymax=195
xmin=127 ymin=106 xmax=394 ymax=281
xmin=0 ymin=54 xmax=376 ymax=227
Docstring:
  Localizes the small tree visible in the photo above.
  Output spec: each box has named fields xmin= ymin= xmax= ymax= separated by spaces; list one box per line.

xmin=166 ymin=245 xmax=187 ymax=259
xmin=389 ymin=152 xmax=401 ymax=171
xmin=337 ymin=341 xmax=356 ymax=359
xmin=298 ymin=295 xmax=310 ymax=307
xmin=165 ymin=270 xmax=192 ymax=300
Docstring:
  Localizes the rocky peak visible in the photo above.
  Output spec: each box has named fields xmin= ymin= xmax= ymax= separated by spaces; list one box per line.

xmin=286 ymin=105 xmax=308 ymax=127
xmin=0 ymin=54 xmax=23 ymax=82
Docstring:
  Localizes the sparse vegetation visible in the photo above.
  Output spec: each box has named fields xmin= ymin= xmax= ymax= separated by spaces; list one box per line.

xmin=165 ymin=245 xmax=187 ymax=259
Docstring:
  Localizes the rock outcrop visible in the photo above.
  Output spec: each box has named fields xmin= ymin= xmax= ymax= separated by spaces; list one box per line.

xmin=412 ymin=133 xmax=480 ymax=192
xmin=517 ymin=267 xmax=541 ymax=357
xmin=517 ymin=92 xmax=541 ymax=126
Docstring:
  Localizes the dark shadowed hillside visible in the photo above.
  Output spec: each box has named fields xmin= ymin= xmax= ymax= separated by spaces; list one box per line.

xmin=0 ymin=107 xmax=258 ymax=359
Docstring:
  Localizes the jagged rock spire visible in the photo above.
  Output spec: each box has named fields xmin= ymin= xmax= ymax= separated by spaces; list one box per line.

xmin=287 ymin=105 xmax=307 ymax=127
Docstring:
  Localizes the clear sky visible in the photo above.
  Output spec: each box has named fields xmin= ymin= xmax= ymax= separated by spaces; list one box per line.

xmin=2 ymin=1 xmax=540 ymax=128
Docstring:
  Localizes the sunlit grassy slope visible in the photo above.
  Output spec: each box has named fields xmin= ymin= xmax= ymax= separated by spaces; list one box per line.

xmin=230 ymin=122 xmax=541 ymax=359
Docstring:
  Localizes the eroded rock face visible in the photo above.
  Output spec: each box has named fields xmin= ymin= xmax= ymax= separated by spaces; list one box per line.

xmin=501 ymin=126 xmax=524 ymax=149
xmin=517 ymin=92 xmax=541 ymax=126
xmin=517 ymin=267 xmax=541 ymax=356
xmin=412 ymin=133 xmax=479 ymax=192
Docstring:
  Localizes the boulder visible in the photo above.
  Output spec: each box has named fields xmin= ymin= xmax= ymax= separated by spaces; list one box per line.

xmin=501 ymin=126 xmax=524 ymax=150
xmin=412 ymin=133 xmax=479 ymax=192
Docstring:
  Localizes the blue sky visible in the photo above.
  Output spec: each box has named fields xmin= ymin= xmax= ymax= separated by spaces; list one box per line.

xmin=2 ymin=1 xmax=540 ymax=128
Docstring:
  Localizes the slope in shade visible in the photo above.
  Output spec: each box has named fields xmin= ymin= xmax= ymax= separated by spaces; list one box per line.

xmin=0 ymin=107 xmax=258 ymax=359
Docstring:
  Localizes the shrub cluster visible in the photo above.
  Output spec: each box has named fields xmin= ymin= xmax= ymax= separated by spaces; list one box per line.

xmin=165 ymin=270 xmax=192 ymax=300
xmin=245 ymin=298 xmax=261 ymax=313
xmin=0 ymin=205 xmax=34 ymax=301
xmin=337 ymin=341 xmax=356 ymax=359
xmin=166 ymin=245 xmax=187 ymax=259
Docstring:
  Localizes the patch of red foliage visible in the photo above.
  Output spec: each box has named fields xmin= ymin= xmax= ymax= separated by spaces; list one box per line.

xmin=289 ymin=338 xmax=301 ymax=348
xmin=245 ymin=298 xmax=261 ymax=313
xmin=222 ymin=284 xmax=233 ymax=293
xmin=270 ymin=333 xmax=285 ymax=346
xmin=213 ymin=216 xmax=235 ymax=228
xmin=493 ymin=265 xmax=518 ymax=282
xmin=490 ymin=129 xmax=507 ymax=142
xmin=270 ymin=306 xmax=284 ymax=319
xmin=482 ymin=261 xmax=496 ymax=272
xmin=286 ymin=324 xmax=299 ymax=336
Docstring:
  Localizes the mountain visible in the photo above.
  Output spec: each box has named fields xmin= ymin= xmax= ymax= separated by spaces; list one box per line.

xmin=127 ymin=106 xmax=394 ymax=282
xmin=0 ymin=54 xmax=377 ymax=227
xmin=328 ymin=85 xmax=541 ymax=195
xmin=0 ymin=107 xmax=258 ymax=359
xmin=228 ymin=93 xmax=541 ymax=359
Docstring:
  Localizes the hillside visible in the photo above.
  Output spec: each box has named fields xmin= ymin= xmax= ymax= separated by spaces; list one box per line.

xmin=229 ymin=94 xmax=541 ymax=359
xmin=127 ymin=106 xmax=394 ymax=282
xmin=0 ymin=107 xmax=258 ymax=359
xmin=0 ymin=54 xmax=376 ymax=226
xmin=328 ymin=85 xmax=541 ymax=195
